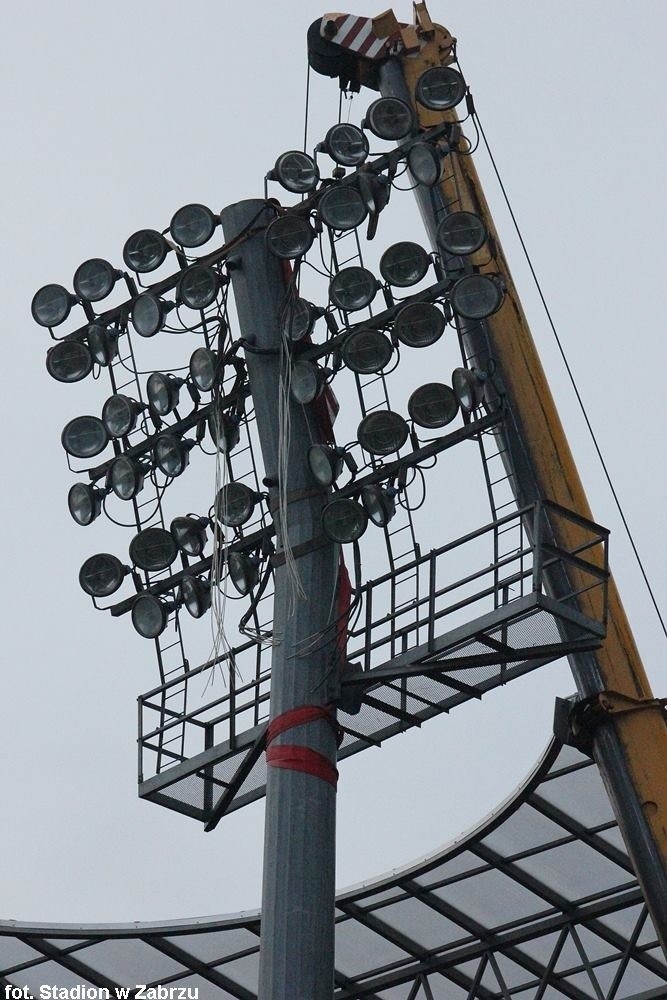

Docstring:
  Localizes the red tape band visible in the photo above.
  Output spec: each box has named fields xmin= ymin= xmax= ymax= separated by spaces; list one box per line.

xmin=266 ymin=745 xmax=339 ymax=788
xmin=267 ymin=705 xmax=341 ymax=747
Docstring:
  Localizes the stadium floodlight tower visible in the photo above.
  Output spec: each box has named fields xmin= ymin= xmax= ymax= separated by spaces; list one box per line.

xmin=30 ymin=3 xmax=665 ymax=999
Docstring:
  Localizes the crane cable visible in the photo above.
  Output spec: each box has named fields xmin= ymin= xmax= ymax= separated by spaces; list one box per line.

xmin=471 ymin=104 xmax=667 ymax=643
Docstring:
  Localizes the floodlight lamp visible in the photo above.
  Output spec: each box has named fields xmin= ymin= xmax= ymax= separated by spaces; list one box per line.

xmin=178 ymin=265 xmax=220 ymax=310
xmin=307 ymin=444 xmax=345 ymax=487
xmin=208 ymin=409 xmax=241 ymax=453
xmin=132 ymin=594 xmax=170 ymax=639
xmin=318 ymin=185 xmax=367 ymax=231
xmin=361 ymin=484 xmax=396 ymax=527
xmin=73 ymin=258 xmax=118 ymax=302
xmin=79 ymin=553 xmax=126 ymax=598
xmin=281 ymin=298 xmax=319 ymax=342
xmin=179 ymin=575 xmax=211 ymax=618
xmin=61 ymin=416 xmax=109 ymax=459
xmin=216 ymin=482 xmax=257 ymax=528
xmin=129 ymin=527 xmax=178 ymax=573
xmin=290 ymin=361 xmax=328 ymax=405
xmin=451 ymin=274 xmax=503 ymax=320
xmin=131 ymin=292 xmax=173 ymax=338
xmin=170 ymin=203 xmax=218 ymax=248
xmin=362 ymin=97 xmax=415 ymax=140
xmin=342 ymin=328 xmax=393 ymax=374
xmin=228 ymin=551 xmax=260 ymax=595
xmin=109 ymin=455 xmax=145 ymax=500
xmin=437 ymin=212 xmax=487 ymax=256
xmin=393 ymin=301 xmax=446 ymax=348
xmin=379 ymin=242 xmax=430 ymax=287
xmin=408 ymin=382 xmax=459 ymax=429
xmin=415 ymin=66 xmax=466 ymax=110
xmin=147 ymin=372 xmax=184 ymax=417
xmin=154 ymin=434 xmax=195 ymax=477
xmin=46 ymin=341 xmax=93 ymax=384
xmin=68 ymin=483 xmax=104 ymax=526
xmin=407 ymin=142 xmax=442 ymax=187
xmin=189 ymin=347 xmax=219 ymax=391
xmin=102 ymin=394 xmax=143 ymax=438
xmin=266 ymin=215 xmax=314 ymax=259
xmin=329 ymin=266 xmax=377 ymax=312
xmin=357 ymin=410 xmax=409 ymax=456
xmin=87 ymin=323 xmax=119 ymax=366
xmin=322 ymin=498 xmax=368 ymax=543
xmin=31 ymin=284 xmax=75 ymax=328
xmin=122 ymin=229 xmax=169 ymax=273
xmin=170 ymin=516 xmax=209 ymax=557
xmin=272 ymin=150 xmax=320 ymax=193
xmin=323 ymin=123 xmax=369 ymax=166
xmin=452 ymin=367 xmax=486 ymax=413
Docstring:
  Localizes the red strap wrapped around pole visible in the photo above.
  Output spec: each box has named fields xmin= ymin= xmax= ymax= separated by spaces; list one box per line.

xmin=266 ymin=745 xmax=339 ymax=788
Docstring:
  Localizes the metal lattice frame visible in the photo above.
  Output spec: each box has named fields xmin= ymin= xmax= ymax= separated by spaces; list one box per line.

xmin=2 ymin=740 xmax=665 ymax=998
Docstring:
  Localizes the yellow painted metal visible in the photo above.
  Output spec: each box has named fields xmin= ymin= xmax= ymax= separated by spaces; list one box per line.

xmin=395 ymin=4 xmax=667 ymax=868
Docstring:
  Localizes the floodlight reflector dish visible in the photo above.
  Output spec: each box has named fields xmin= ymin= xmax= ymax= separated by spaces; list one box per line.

xmin=322 ymin=498 xmax=368 ymax=543
xmin=132 ymin=594 xmax=169 ymax=638
xmin=170 ymin=203 xmax=217 ymax=247
xmin=132 ymin=293 xmax=167 ymax=338
xmin=171 ymin=516 xmax=208 ymax=557
xmin=361 ymin=484 xmax=396 ymax=527
xmin=147 ymin=372 xmax=181 ymax=416
xmin=87 ymin=323 xmax=118 ymax=365
xmin=318 ymin=186 xmax=367 ymax=231
xmin=274 ymin=150 xmax=320 ymax=193
xmin=79 ymin=553 xmax=125 ymax=598
xmin=379 ymin=242 xmax=430 ymax=287
xmin=216 ymin=482 xmax=256 ymax=528
xmin=307 ymin=445 xmax=344 ymax=487
xmin=357 ymin=410 xmax=409 ymax=456
xmin=73 ymin=258 xmax=117 ymax=302
xmin=408 ymin=382 xmax=459 ymax=429
xmin=189 ymin=347 xmax=218 ymax=391
xmin=123 ymin=229 xmax=168 ymax=273
xmin=416 ymin=66 xmax=466 ymax=110
xmin=451 ymin=274 xmax=503 ymax=319
xmin=129 ymin=527 xmax=178 ymax=572
xmin=31 ymin=284 xmax=73 ymax=327
xmin=178 ymin=265 xmax=220 ymax=310
xmin=208 ymin=410 xmax=241 ymax=453
xmin=393 ymin=301 xmax=446 ymax=348
xmin=452 ymin=367 xmax=486 ymax=413
xmin=363 ymin=97 xmax=415 ymax=140
xmin=266 ymin=215 xmax=314 ymax=259
xmin=329 ymin=266 xmax=377 ymax=312
xmin=46 ymin=341 xmax=93 ymax=383
xmin=290 ymin=361 xmax=325 ymax=405
xmin=407 ymin=143 xmax=442 ymax=187
xmin=342 ymin=329 xmax=393 ymax=374
xmin=281 ymin=298 xmax=317 ymax=342
xmin=437 ymin=212 xmax=487 ymax=256
xmin=154 ymin=434 xmax=192 ymax=477
xmin=228 ymin=552 xmax=260 ymax=595
xmin=68 ymin=483 xmax=103 ymax=526
xmin=61 ymin=416 xmax=109 ymax=459
xmin=324 ymin=123 xmax=369 ymax=166
xmin=180 ymin=575 xmax=211 ymax=618
xmin=102 ymin=394 xmax=141 ymax=438
xmin=109 ymin=456 xmax=145 ymax=500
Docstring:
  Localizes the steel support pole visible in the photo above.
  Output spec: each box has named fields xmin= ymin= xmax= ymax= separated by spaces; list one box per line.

xmin=221 ymin=200 xmax=339 ymax=999
xmin=378 ymin=58 xmax=667 ymax=945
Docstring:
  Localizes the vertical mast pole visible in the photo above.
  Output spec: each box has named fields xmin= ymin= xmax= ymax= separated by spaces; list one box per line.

xmin=221 ymin=200 xmax=339 ymax=999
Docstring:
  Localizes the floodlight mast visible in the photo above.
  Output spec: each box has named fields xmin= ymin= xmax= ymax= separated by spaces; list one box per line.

xmin=220 ymin=201 xmax=339 ymax=999
xmin=307 ymin=1 xmax=667 ymax=946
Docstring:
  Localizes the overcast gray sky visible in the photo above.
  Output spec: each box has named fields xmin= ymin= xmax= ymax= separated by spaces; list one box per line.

xmin=1 ymin=0 xmax=665 ymax=925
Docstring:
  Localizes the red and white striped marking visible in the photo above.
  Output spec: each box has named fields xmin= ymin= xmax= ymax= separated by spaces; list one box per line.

xmin=321 ymin=13 xmax=390 ymax=59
